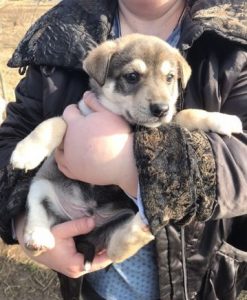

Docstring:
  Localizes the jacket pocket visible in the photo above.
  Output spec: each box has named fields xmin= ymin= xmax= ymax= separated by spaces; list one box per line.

xmin=200 ymin=241 xmax=247 ymax=300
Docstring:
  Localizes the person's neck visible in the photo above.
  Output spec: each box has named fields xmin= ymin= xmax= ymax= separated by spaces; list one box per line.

xmin=118 ymin=0 xmax=186 ymax=40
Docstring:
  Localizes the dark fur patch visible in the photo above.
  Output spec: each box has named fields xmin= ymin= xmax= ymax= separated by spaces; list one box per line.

xmin=41 ymin=198 xmax=66 ymax=224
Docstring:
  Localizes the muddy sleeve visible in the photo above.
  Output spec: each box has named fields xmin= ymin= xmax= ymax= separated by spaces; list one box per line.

xmin=134 ymin=63 xmax=247 ymax=235
xmin=134 ymin=125 xmax=217 ymax=235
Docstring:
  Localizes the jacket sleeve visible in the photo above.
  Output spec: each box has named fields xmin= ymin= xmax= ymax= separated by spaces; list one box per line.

xmin=134 ymin=60 xmax=247 ymax=236
xmin=0 ymin=66 xmax=44 ymax=244
xmin=207 ymin=62 xmax=247 ymax=220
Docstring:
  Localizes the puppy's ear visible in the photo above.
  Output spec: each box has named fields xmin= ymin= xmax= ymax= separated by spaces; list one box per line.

xmin=83 ymin=40 xmax=117 ymax=86
xmin=176 ymin=52 xmax=191 ymax=89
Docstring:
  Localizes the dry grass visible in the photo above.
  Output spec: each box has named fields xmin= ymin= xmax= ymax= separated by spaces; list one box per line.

xmin=0 ymin=239 xmax=61 ymax=300
xmin=0 ymin=0 xmax=57 ymax=101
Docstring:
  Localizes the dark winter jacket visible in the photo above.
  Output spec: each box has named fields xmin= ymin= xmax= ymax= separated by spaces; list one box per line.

xmin=0 ymin=0 xmax=246 ymax=299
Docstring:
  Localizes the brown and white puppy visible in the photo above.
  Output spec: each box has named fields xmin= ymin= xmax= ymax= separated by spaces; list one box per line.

xmin=82 ymin=34 xmax=242 ymax=134
xmin=82 ymin=34 xmax=191 ymax=128
xmin=11 ymin=34 xmax=242 ymax=266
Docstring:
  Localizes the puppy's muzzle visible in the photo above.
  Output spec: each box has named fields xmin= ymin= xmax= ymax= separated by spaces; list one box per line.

xmin=150 ymin=103 xmax=169 ymax=118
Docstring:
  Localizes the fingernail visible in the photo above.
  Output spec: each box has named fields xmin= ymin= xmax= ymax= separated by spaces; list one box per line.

xmin=82 ymin=91 xmax=91 ymax=99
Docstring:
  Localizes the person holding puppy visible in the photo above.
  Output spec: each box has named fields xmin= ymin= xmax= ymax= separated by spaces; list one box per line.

xmin=0 ymin=0 xmax=246 ymax=299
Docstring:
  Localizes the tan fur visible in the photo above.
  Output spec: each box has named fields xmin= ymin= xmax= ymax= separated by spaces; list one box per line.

xmin=83 ymin=40 xmax=117 ymax=86
xmin=84 ymin=33 xmax=191 ymax=87
xmin=107 ymin=213 xmax=154 ymax=263
xmin=175 ymin=109 xmax=243 ymax=136
xmin=126 ymin=59 xmax=147 ymax=74
xmin=160 ymin=60 xmax=172 ymax=75
xmin=83 ymin=34 xmax=191 ymax=128
xmin=11 ymin=117 xmax=67 ymax=171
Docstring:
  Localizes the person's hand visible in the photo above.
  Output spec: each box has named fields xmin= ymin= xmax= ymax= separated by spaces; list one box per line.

xmin=55 ymin=91 xmax=138 ymax=197
xmin=16 ymin=215 xmax=112 ymax=278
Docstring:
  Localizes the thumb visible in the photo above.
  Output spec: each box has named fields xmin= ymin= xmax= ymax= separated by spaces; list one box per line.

xmin=62 ymin=104 xmax=82 ymax=123
xmin=52 ymin=218 xmax=95 ymax=239
xmin=83 ymin=91 xmax=108 ymax=112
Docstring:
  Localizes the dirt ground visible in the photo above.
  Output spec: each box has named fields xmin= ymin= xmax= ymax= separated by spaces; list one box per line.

xmin=0 ymin=239 xmax=62 ymax=300
xmin=0 ymin=1 xmax=246 ymax=300
xmin=0 ymin=240 xmax=61 ymax=300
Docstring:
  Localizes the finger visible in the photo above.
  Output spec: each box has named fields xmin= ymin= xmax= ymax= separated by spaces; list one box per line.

xmin=54 ymin=135 xmax=65 ymax=156
xmin=54 ymin=147 xmax=67 ymax=173
xmin=54 ymin=153 xmax=75 ymax=179
xmin=83 ymin=252 xmax=112 ymax=274
xmin=54 ymin=148 xmax=78 ymax=180
xmin=83 ymin=91 xmax=108 ymax=112
xmin=54 ymin=146 xmax=64 ymax=166
xmin=91 ymin=252 xmax=112 ymax=271
xmin=62 ymin=104 xmax=82 ymax=122
xmin=58 ymin=161 xmax=76 ymax=179
xmin=52 ymin=218 xmax=95 ymax=239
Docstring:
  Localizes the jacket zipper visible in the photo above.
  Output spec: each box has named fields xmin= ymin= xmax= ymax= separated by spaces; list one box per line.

xmin=181 ymin=227 xmax=189 ymax=300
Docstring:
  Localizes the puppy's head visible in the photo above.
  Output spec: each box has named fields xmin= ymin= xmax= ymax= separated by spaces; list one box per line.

xmin=83 ymin=34 xmax=191 ymax=127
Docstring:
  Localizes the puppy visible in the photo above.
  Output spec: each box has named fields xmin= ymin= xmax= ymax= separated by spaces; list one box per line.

xmin=11 ymin=34 xmax=243 ymax=266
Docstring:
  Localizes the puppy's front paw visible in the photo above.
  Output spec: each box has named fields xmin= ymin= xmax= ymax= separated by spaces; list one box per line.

xmin=207 ymin=113 xmax=243 ymax=136
xmin=11 ymin=138 xmax=49 ymax=171
xmin=24 ymin=227 xmax=55 ymax=255
xmin=107 ymin=213 xmax=154 ymax=263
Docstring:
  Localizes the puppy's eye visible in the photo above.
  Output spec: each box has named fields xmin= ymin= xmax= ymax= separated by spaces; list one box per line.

xmin=166 ymin=73 xmax=174 ymax=83
xmin=123 ymin=72 xmax=140 ymax=84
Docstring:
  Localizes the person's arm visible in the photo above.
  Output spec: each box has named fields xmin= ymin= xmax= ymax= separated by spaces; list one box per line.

xmin=55 ymin=92 xmax=138 ymax=198
xmin=0 ymin=66 xmax=44 ymax=244
xmin=15 ymin=214 xmax=112 ymax=278
xmin=134 ymin=64 xmax=247 ymax=234
xmin=55 ymin=62 xmax=247 ymax=236
xmin=0 ymin=66 xmax=111 ymax=277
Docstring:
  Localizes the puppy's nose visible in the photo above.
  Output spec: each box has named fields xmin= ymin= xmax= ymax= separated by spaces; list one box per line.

xmin=150 ymin=103 xmax=169 ymax=118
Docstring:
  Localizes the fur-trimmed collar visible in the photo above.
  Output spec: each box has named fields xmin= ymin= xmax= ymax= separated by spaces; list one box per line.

xmin=180 ymin=0 xmax=247 ymax=49
xmin=8 ymin=0 xmax=117 ymax=69
xmin=8 ymin=0 xmax=247 ymax=69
